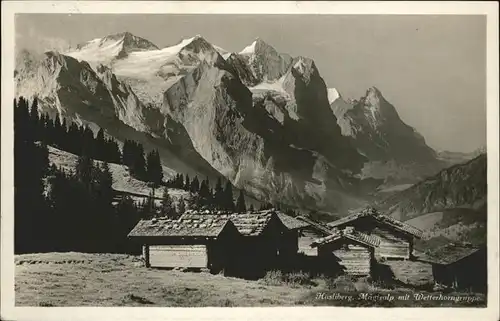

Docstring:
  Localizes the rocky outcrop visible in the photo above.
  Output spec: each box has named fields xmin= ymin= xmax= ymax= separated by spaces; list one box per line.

xmin=239 ymin=38 xmax=293 ymax=83
xmin=330 ymin=87 xmax=445 ymax=182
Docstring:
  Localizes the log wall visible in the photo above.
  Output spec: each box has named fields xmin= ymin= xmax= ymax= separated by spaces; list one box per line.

xmin=319 ymin=240 xmax=373 ymax=277
xmin=344 ymin=217 xmax=413 ymax=259
xmin=332 ymin=244 xmax=372 ymax=276
xmin=149 ymin=244 xmax=208 ymax=268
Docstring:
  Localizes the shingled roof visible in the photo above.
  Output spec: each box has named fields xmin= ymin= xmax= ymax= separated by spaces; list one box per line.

xmin=310 ymin=227 xmax=381 ymax=248
xmin=129 ymin=209 xmax=312 ymax=239
xmin=277 ymin=213 xmax=310 ymax=230
xmin=127 ymin=216 xmax=231 ymax=238
xmin=295 ymin=216 xmax=336 ymax=235
xmin=327 ymin=207 xmax=423 ymax=238
xmin=419 ymin=243 xmax=485 ymax=265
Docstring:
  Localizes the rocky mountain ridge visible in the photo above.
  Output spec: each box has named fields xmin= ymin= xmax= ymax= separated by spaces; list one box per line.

xmin=15 ymin=32 xmax=457 ymax=213
xmin=377 ymin=153 xmax=487 ymax=221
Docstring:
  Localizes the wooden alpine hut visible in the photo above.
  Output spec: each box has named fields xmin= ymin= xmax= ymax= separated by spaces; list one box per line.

xmin=419 ymin=243 xmax=487 ymax=293
xmin=311 ymin=227 xmax=381 ymax=277
xmin=127 ymin=215 xmax=240 ymax=273
xmin=327 ymin=207 xmax=423 ymax=260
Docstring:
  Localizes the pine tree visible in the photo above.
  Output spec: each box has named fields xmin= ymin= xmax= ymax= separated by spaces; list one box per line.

xmin=146 ymin=149 xmax=163 ymax=186
xmin=177 ymin=197 xmax=186 ymax=215
xmin=122 ymin=140 xmax=131 ymax=166
xmin=214 ymin=177 xmax=224 ymax=209
xmin=160 ymin=187 xmax=176 ymax=218
xmin=177 ymin=174 xmax=184 ymax=189
xmin=96 ymin=128 xmax=106 ymax=160
xmin=236 ymin=190 xmax=246 ymax=213
xmin=98 ymin=161 xmax=114 ymax=205
xmin=75 ymin=154 xmax=94 ymax=187
xmin=184 ymin=174 xmax=190 ymax=190
xmin=223 ymin=181 xmax=235 ymax=212
xmin=82 ymin=126 xmax=95 ymax=158
xmin=54 ymin=116 xmax=63 ymax=147
xmin=249 ymin=204 xmax=255 ymax=212
xmin=141 ymin=189 xmax=156 ymax=219
xmin=130 ymin=143 xmax=146 ymax=179
xmin=199 ymin=178 xmax=210 ymax=200
xmin=29 ymin=98 xmax=39 ymax=140
xmin=190 ymin=175 xmax=200 ymax=193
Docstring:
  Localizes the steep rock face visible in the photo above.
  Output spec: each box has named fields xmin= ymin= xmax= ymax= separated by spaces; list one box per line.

xmin=160 ymin=54 xmax=368 ymax=212
xmin=239 ymin=38 xmax=293 ymax=83
xmin=226 ymin=53 xmax=259 ymax=87
xmin=14 ymin=50 xmax=223 ymax=181
xmin=338 ymin=87 xmax=437 ymax=162
xmin=21 ymin=32 xmax=456 ymax=213
xmin=16 ymin=51 xmax=118 ymax=121
xmin=280 ymin=57 xmax=365 ymax=172
xmin=378 ymin=154 xmax=487 ymax=221
xmin=330 ymin=87 xmax=444 ymax=182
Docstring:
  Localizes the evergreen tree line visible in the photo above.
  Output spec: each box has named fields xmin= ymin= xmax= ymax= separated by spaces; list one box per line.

xmin=15 ymin=97 xmax=122 ymax=164
xmin=122 ymin=140 xmax=163 ymax=185
xmin=14 ymin=96 xmax=298 ymax=255
xmin=135 ymin=186 xmax=186 ymax=220
xmin=14 ymin=97 xmax=145 ymax=254
xmin=16 ymin=96 xmax=164 ymax=187
xmin=164 ymin=173 xmax=300 ymax=215
xmin=166 ymin=174 xmax=250 ymax=213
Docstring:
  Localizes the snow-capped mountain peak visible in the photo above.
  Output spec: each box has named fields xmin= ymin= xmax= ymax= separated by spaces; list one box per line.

xmin=70 ymin=32 xmax=159 ymax=63
xmin=240 ymin=40 xmax=257 ymax=55
xmin=239 ymin=38 xmax=278 ymax=56
xmin=238 ymin=38 xmax=293 ymax=83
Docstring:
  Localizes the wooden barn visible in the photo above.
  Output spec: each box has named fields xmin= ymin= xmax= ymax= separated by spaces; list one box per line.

xmin=276 ymin=213 xmax=312 ymax=256
xmin=420 ymin=243 xmax=487 ymax=293
xmin=327 ymin=207 xmax=423 ymax=260
xmin=311 ymin=227 xmax=381 ymax=277
xmin=127 ymin=215 xmax=240 ymax=273
xmin=224 ymin=211 xmax=296 ymax=278
xmin=128 ymin=209 xmax=309 ymax=278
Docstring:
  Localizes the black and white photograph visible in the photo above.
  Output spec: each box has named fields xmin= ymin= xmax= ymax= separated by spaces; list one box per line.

xmin=1 ymin=1 xmax=499 ymax=320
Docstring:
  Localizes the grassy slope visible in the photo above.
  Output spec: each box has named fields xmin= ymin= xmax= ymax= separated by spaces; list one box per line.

xmin=15 ymin=252 xmax=485 ymax=307
xmin=47 ymin=145 xmax=192 ymax=203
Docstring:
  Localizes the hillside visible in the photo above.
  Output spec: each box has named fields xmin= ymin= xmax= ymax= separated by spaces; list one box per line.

xmin=378 ymin=153 xmax=486 ymax=221
xmin=374 ymin=154 xmax=487 ymax=248
xmin=47 ymin=145 xmax=192 ymax=204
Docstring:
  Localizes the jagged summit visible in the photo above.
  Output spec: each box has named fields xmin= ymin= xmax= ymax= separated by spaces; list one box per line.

xmin=365 ymin=86 xmax=384 ymax=98
xmin=239 ymin=38 xmax=278 ymax=56
xmin=238 ymin=38 xmax=292 ymax=83
xmin=77 ymin=31 xmax=158 ymax=52
xmin=69 ymin=31 xmax=159 ymax=64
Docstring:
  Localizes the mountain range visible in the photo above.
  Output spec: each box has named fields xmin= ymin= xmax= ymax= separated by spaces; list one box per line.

xmin=14 ymin=32 xmax=480 ymax=214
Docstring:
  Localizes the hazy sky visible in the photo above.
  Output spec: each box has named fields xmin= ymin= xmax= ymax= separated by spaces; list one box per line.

xmin=15 ymin=14 xmax=486 ymax=153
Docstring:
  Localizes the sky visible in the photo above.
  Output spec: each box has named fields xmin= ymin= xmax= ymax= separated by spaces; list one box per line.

xmin=15 ymin=14 xmax=486 ymax=153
